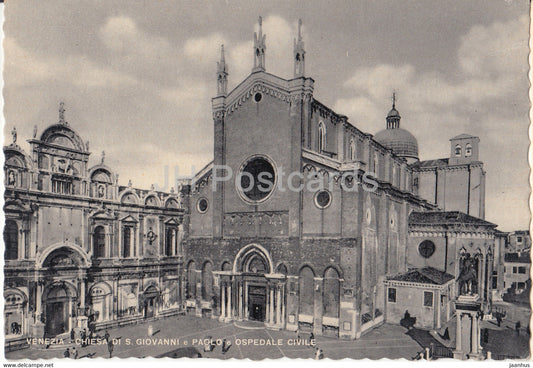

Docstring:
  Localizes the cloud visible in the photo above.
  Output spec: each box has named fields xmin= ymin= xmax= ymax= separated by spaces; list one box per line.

xmin=4 ymin=37 xmax=138 ymax=90
xmin=184 ymin=32 xmax=226 ymax=67
xmin=334 ymin=15 xmax=529 ymax=230
xmin=458 ymin=15 xmax=529 ymax=78
xmin=99 ymin=16 xmax=175 ymax=60
xmin=98 ymin=16 xmax=182 ymax=86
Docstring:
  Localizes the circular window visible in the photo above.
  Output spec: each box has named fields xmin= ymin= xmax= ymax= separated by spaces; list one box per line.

xmin=342 ymin=175 xmax=355 ymax=190
xmin=254 ymin=92 xmax=263 ymax=102
xmin=237 ymin=155 xmax=276 ymax=203
xmin=418 ymin=240 xmax=436 ymax=258
xmin=197 ymin=198 xmax=209 ymax=213
xmin=314 ymin=190 xmax=332 ymax=209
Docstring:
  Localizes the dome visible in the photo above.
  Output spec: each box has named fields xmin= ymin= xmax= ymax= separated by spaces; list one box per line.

xmin=374 ymin=127 xmax=419 ymax=160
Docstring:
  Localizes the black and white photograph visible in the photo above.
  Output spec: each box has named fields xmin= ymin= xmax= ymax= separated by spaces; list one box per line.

xmin=1 ymin=0 xmax=530 ymax=364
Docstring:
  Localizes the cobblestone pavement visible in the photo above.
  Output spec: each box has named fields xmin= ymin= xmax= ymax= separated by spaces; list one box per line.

xmin=6 ymin=316 xmax=422 ymax=360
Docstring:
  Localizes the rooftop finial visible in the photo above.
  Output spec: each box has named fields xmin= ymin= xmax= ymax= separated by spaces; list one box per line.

xmin=59 ymin=102 xmax=66 ymax=123
xmin=253 ymin=16 xmax=266 ymax=72
xmin=101 ymin=150 xmax=105 ymax=164
xmin=217 ymin=44 xmax=228 ymax=96
xmin=294 ymin=19 xmax=305 ymax=78
xmin=11 ymin=127 xmax=17 ymax=144
xmin=386 ymin=91 xmax=401 ymax=129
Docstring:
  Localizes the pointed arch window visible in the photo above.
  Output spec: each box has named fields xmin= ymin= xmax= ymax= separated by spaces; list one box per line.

xmin=318 ymin=122 xmax=326 ymax=153
xmin=455 ymin=144 xmax=462 ymax=157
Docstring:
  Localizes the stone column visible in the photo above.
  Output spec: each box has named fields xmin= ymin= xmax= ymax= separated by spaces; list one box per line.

xmin=479 ymin=255 xmax=485 ymax=300
xmin=269 ymin=286 xmax=275 ymax=324
xmin=35 ymin=283 xmax=43 ymax=321
xmin=238 ymin=282 xmax=243 ymax=320
xmin=266 ymin=285 xmax=270 ymax=323
xmin=436 ymin=291 xmax=441 ymax=329
xmin=456 ymin=313 xmax=462 ymax=352
xmin=80 ymin=280 xmax=86 ymax=310
xmin=226 ymin=284 xmax=232 ymax=319
xmin=472 ymin=314 xmax=479 ymax=355
xmin=281 ymin=284 xmax=285 ymax=327
xmin=220 ymin=284 xmax=226 ymax=319
xmin=244 ymin=282 xmax=249 ymax=319
xmin=276 ymin=286 xmax=281 ymax=326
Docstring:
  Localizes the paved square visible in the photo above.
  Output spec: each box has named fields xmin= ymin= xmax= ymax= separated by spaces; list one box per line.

xmin=6 ymin=316 xmax=423 ymax=360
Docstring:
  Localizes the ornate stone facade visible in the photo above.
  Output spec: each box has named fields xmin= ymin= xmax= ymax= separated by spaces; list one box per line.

xmin=4 ymin=105 xmax=186 ymax=341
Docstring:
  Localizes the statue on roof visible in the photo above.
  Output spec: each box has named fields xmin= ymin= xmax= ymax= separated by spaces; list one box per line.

xmin=59 ymin=102 xmax=66 ymax=124
xmin=33 ymin=125 xmax=37 ymax=139
xmin=101 ymin=151 xmax=105 ymax=164
xmin=11 ymin=127 xmax=17 ymax=144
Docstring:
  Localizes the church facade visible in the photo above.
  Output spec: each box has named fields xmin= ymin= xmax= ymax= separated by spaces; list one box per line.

xmin=4 ymin=107 xmax=186 ymax=342
xmin=183 ymin=18 xmax=495 ymax=339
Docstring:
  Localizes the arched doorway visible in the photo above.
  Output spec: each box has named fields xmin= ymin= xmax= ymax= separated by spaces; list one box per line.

xmin=233 ymin=244 xmax=273 ymax=323
xmin=245 ymin=254 xmax=268 ymax=321
xmin=143 ymin=285 xmax=159 ymax=318
xmin=89 ymin=282 xmax=112 ymax=322
xmin=43 ymin=282 xmax=76 ymax=337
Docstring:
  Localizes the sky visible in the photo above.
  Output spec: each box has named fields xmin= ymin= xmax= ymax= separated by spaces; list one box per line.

xmin=3 ymin=0 xmax=530 ymax=231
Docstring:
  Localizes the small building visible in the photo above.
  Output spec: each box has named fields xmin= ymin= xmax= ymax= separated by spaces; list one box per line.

xmin=503 ymin=251 xmax=531 ymax=294
xmin=384 ymin=267 xmax=455 ymax=329
xmin=507 ymin=230 xmax=531 ymax=253
xmin=407 ymin=211 xmax=497 ymax=309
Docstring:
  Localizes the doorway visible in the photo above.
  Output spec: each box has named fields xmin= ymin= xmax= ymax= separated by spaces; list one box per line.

xmin=144 ymin=297 xmax=155 ymax=318
xmin=247 ymin=285 xmax=266 ymax=322
xmin=45 ymin=301 xmax=67 ymax=337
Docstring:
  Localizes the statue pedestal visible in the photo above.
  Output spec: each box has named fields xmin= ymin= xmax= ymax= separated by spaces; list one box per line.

xmin=453 ymin=295 xmax=484 ymax=360
xmin=76 ymin=316 xmax=89 ymax=330
xmin=30 ymin=320 xmax=45 ymax=338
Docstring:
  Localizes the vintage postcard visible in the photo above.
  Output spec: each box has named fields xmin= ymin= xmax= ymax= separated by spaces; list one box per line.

xmin=1 ymin=0 xmax=530 ymax=365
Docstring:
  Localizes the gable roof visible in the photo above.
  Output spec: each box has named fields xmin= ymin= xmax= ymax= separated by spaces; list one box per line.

xmin=411 ymin=158 xmax=449 ymax=169
xmin=387 ymin=267 xmax=454 ymax=285
xmin=409 ymin=211 xmax=497 ymax=228
xmin=451 ymin=133 xmax=477 ymax=140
